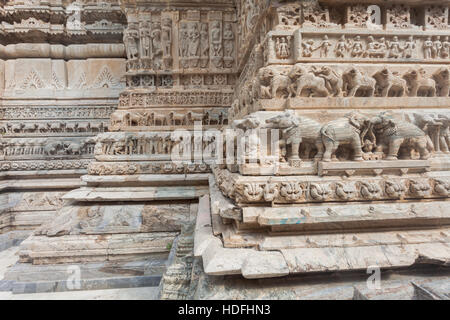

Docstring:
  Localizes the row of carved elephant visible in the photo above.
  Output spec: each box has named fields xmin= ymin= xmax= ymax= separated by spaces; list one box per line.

xmin=0 ymin=138 xmax=95 ymax=156
xmin=96 ymin=132 xmax=217 ymax=156
xmin=235 ymin=178 xmax=450 ymax=203
xmin=110 ymin=109 xmax=228 ymax=128
xmin=240 ymin=65 xmax=450 ymax=104
xmin=233 ymin=110 xmax=449 ymax=162
xmin=0 ymin=121 xmax=108 ymax=134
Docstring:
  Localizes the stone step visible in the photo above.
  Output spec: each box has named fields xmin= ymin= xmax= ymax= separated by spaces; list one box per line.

xmin=4 ymin=258 xmax=166 ymax=294
xmin=412 ymin=278 xmax=450 ymax=300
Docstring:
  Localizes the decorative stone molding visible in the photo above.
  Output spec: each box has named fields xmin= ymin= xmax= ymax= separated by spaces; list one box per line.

xmin=214 ymin=168 xmax=450 ymax=205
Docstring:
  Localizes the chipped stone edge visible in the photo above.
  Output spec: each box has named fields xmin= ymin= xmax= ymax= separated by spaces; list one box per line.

xmin=193 ymin=193 xmax=289 ymax=279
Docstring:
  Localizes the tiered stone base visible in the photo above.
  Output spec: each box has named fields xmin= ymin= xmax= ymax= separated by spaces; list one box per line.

xmin=188 ymin=171 xmax=450 ymax=299
xmin=3 ymin=172 xmax=207 ymax=294
xmin=0 ymin=168 xmax=86 ymax=250
xmin=190 ymin=259 xmax=450 ymax=300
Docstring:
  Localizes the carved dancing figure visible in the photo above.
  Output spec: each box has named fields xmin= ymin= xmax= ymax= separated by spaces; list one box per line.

xmin=161 ymin=17 xmax=173 ymax=68
xmin=223 ymin=23 xmax=234 ymax=58
xmin=441 ymin=36 xmax=450 ymax=59
xmin=387 ymin=36 xmax=403 ymax=59
xmin=124 ymin=24 xmax=139 ymax=60
xmin=151 ymin=22 xmax=163 ymax=70
xmin=433 ymin=36 xmax=443 ymax=59
xmin=335 ymin=35 xmax=349 ymax=58
xmin=276 ymin=37 xmax=290 ymax=59
xmin=350 ymin=35 xmax=364 ymax=58
xmin=318 ymin=35 xmax=331 ymax=58
xmin=139 ymin=22 xmax=151 ymax=59
xmin=211 ymin=21 xmax=223 ymax=57
xmin=302 ymin=39 xmax=315 ymax=57
xmin=423 ymin=36 xmax=433 ymax=59
xmin=188 ymin=23 xmax=200 ymax=57
xmin=403 ymin=36 xmax=416 ymax=59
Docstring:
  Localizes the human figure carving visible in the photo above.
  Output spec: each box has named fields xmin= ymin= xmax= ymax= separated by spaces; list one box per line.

xmin=161 ymin=17 xmax=173 ymax=68
xmin=139 ymin=21 xmax=151 ymax=58
xmin=124 ymin=23 xmax=139 ymax=60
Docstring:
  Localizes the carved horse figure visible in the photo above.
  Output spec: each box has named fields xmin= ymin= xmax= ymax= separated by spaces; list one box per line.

xmin=342 ymin=67 xmax=376 ymax=97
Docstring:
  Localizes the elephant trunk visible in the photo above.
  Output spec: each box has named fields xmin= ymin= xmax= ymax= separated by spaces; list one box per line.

xmin=360 ymin=122 xmax=370 ymax=145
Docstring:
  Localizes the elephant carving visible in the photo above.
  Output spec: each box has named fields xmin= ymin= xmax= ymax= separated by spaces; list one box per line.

xmin=371 ymin=112 xmax=434 ymax=160
xmin=320 ymin=112 xmax=369 ymax=162
xmin=64 ymin=141 xmax=86 ymax=155
xmin=265 ymin=110 xmax=323 ymax=161
xmin=43 ymin=142 xmax=62 ymax=155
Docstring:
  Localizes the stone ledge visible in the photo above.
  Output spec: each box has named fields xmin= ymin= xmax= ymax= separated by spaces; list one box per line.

xmin=318 ymin=160 xmax=431 ymax=176
xmin=243 ymin=201 xmax=450 ymax=230
xmin=19 ymin=233 xmax=175 ymax=265
xmin=195 ymin=176 xmax=450 ymax=278
xmin=63 ymin=185 xmax=209 ymax=201
xmin=259 ymin=97 xmax=450 ymax=111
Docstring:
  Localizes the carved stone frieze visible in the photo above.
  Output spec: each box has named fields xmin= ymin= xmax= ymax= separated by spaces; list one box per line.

xmin=88 ymin=161 xmax=211 ymax=175
xmin=118 ymin=90 xmax=234 ymax=108
xmin=214 ymin=168 xmax=450 ymax=205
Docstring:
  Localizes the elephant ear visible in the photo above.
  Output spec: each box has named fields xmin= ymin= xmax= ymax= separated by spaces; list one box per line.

xmin=387 ymin=119 xmax=398 ymax=133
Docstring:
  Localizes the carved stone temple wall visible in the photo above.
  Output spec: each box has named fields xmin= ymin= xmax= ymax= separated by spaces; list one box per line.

xmin=1 ymin=0 xmax=450 ymax=299
xmin=0 ymin=0 xmax=127 ymax=249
